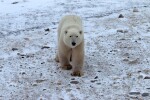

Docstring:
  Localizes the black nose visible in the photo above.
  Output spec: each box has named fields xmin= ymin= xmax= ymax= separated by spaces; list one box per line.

xmin=72 ymin=42 xmax=76 ymax=46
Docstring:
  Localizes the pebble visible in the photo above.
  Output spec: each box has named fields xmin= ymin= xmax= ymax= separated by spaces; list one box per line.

xmin=144 ymin=76 xmax=150 ymax=79
xmin=117 ymin=29 xmax=124 ymax=33
xmin=12 ymin=2 xmax=18 ymax=4
xmin=12 ymin=48 xmax=18 ymax=51
xmin=142 ymin=93 xmax=149 ymax=97
xmin=133 ymin=7 xmax=139 ymax=12
xmin=70 ymin=81 xmax=79 ymax=84
xmin=44 ymin=28 xmax=50 ymax=32
xmin=118 ymin=14 xmax=124 ymax=18
xmin=94 ymin=76 xmax=98 ymax=79
xmin=129 ymin=92 xmax=140 ymax=95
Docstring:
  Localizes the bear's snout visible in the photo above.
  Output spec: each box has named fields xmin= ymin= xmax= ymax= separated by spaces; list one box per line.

xmin=72 ymin=42 xmax=76 ymax=46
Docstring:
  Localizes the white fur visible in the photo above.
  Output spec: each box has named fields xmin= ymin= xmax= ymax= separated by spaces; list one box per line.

xmin=55 ymin=15 xmax=84 ymax=76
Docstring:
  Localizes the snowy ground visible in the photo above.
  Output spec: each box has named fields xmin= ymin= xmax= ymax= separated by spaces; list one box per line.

xmin=0 ymin=0 xmax=150 ymax=100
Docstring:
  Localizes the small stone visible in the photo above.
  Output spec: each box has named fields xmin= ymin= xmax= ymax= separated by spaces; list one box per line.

xmin=144 ymin=76 xmax=150 ymax=79
xmin=44 ymin=28 xmax=50 ymax=32
xmin=123 ymin=58 xmax=128 ymax=61
xmin=12 ymin=48 xmax=18 ymax=51
xmin=91 ymin=80 xmax=97 ymax=83
xmin=70 ymin=81 xmax=79 ymax=84
xmin=96 ymin=83 xmax=101 ymax=85
xmin=117 ymin=29 xmax=124 ymax=33
xmin=12 ymin=2 xmax=18 ymax=4
xmin=32 ymin=83 xmax=37 ymax=86
xmin=128 ymin=58 xmax=139 ymax=64
xmin=71 ymin=78 xmax=75 ymax=80
xmin=66 ymin=89 xmax=72 ymax=92
xmin=129 ymin=92 xmax=140 ymax=95
xmin=43 ymin=89 xmax=46 ymax=91
xmin=138 ymin=75 xmax=143 ymax=79
xmin=94 ymin=76 xmax=98 ymax=79
xmin=133 ymin=7 xmax=139 ymax=12
xmin=22 ymin=72 xmax=26 ymax=75
xmin=36 ymin=79 xmax=46 ymax=83
xmin=118 ymin=14 xmax=124 ymax=18
xmin=41 ymin=46 xmax=50 ymax=49
xmin=142 ymin=93 xmax=149 ymax=97
xmin=57 ymin=81 xmax=61 ymax=85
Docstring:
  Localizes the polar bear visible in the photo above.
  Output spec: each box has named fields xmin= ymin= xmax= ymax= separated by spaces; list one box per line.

xmin=55 ymin=15 xmax=84 ymax=77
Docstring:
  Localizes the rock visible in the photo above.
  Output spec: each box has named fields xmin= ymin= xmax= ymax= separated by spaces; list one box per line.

xmin=12 ymin=2 xmax=18 ymax=4
xmin=44 ymin=28 xmax=50 ymax=32
xmin=32 ymin=83 xmax=37 ymax=86
xmin=41 ymin=46 xmax=50 ymax=49
xmin=36 ymin=79 xmax=47 ymax=83
xmin=129 ymin=92 xmax=140 ymax=95
xmin=144 ymin=76 xmax=150 ymax=79
xmin=94 ymin=76 xmax=98 ymax=79
xmin=117 ymin=29 xmax=124 ymax=33
xmin=142 ymin=93 xmax=149 ymax=97
xmin=70 ymin=81 xmax=79 ymax=84
xmin=66 ymin=89 xmax=72 ymax=92
xmin=71 ymin=78 xmax=75 ymax=80
xmin=57 ymin=81 xmax=61 ymax=85
xmin=12 ymin=48 xmax=18 ymax=51
xmin=133 ymin=7 xmax=139 ymax=12
xmin=118 ymin=14 xmax=124 ymax=18
xmin=91 ymin=80 xmax=97 ymax=83
xmin=128 ymin=58 xmax=139 ymax=64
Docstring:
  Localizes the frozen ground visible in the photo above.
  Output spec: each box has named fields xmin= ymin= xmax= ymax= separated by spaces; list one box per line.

xmin=0 ymin=0 xmax=150 ymax=100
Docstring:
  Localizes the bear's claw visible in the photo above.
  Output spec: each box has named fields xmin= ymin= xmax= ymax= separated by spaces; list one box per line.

xmin=71 ymin=71 xmax=83 ymax=77
xmin=62 ymin=64 xmax=72 ymax=70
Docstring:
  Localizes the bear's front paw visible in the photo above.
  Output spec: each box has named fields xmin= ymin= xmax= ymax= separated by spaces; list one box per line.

xmin=71 ymin=71 xmax=83 ymax=77
xmin=62 ymin=64 xmax=72 ymax=70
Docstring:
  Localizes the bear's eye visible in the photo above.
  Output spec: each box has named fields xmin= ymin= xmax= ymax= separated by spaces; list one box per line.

xmin=79 ymin=31 xmax=82 ymax=34
xmin=65 ymin=31 xmax=67 ymax=34
xmin=70 ymin=36 xmax=72 ymax=37
xmin=76 ymin=36 xmax=78 ymax=38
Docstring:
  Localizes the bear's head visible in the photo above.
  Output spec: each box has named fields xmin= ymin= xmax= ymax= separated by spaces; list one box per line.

xmin=63 ymin=27 xmax=83 ymax=48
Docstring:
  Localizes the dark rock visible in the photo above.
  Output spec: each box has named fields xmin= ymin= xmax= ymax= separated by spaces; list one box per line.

xmin=12 ymin=48 xmax=18 ymax=51
xmin=22 ymin=72 xmax=26 ymax=75
xmin=142 ymin=93 xmax=149 ymax=97
xmin=44 ymin=28 xmax=50 ymax=32
xmin=118 ymin=14 xmax=124 ymax=18
xmin=36 ymin=79 xmax=47 ymax=83
xmin=94 ymin=76 xmax=98 ymax=79
xmin=129 ymin=92 xmax=140 ymax=95
xmin=117 ymin=29 xmax=124 ymax=33
xmin=91 ymin=80 xmax=97 ymax=83
xmin=70 ymin=81 xmax=79 ymax=84
xmin=144 ymin=76 xmax=150 ymax=79
xmin=71 ymin=78 xmax=75 ymax=80
xmin=41 ymin=46 xmax=50 ymax=49
xmin=12 ymin=2 xmax=18 ymax=4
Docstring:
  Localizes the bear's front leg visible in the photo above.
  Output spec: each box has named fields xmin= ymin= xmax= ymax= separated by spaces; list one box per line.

xmin=59 ymin=52 xmax=72 ymax=70
xmin=71 ymin=44 xmax=84 ymax=77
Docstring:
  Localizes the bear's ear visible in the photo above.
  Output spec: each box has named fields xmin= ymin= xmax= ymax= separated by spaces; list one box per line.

xmin=79 ymin=31 xmax=82 ymax=34
xmin=65 ymin=30 xmax=67 ymax=34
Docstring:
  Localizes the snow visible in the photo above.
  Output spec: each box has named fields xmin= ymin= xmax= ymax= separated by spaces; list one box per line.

xmin=0 ymin=0 xmax=150 ymax=100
